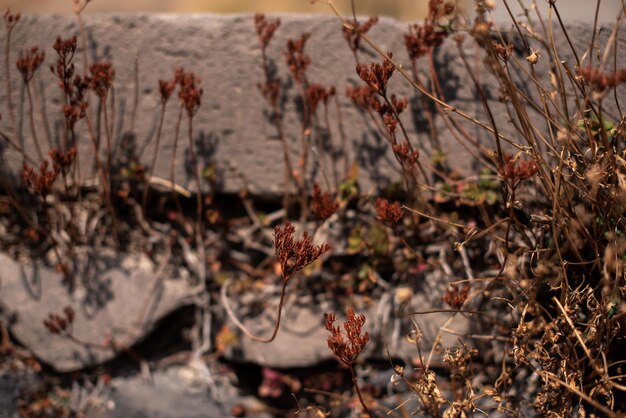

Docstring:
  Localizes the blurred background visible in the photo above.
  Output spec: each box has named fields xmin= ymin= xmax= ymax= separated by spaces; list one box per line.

xmin=0 ymin=0 xmax=622 ymax=22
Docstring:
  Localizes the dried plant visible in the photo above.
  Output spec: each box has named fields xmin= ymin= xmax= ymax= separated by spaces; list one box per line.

xmin=21 ymin=160 xmax=59 ymax=200
xmin=224 ymin=221 xmax=331 ymax=343
xmin=16 ymin=47 xmax=45 ymax=83
xmin=285 ymin=33 xmax=311 ymax=84
xmin=373 ymin=197 xmax=403 ymax=226
xmin=274 ymin=221 xmax=331 ymax=282
xmin=325 ymin=308 xmax=372 ymax=417
xmin=311 ymin=183 xmax=338 ymax=222
xmin=342 ymin=16 xmax=378 ymax=60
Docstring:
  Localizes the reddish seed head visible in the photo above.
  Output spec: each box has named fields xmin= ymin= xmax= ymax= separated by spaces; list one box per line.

xmin=175 ymin=67 xmax=203 ymax=117
xmin=346 ymin=84 xmax=379 ymax=112
xmin=324 ymin=307 xmax=370 ymax=366
xmin=88 ymin=61 xmax=115 ymax=99
xmin=4 ymin=9 xmax=21 ymax=28
xmin=356 ymin=55 xmax=395 ymax=96
xmin=158 ymin=79 xmax=176 ymax=103
xmin=497 ymin=153 xmax=538 ymax=187
xmin=274 ymin=221 xmax=331 ymax=281
xmin=285 ymin=33 xmax=311 ymax=83
xmin=311 ymin=183 xmax=338 ymax=222
xmin=443 ymin=284 xmax=470 ymax=309
xmin=16 ymin=47 xmax=45 ymax=83
xmin=306 ymin=84 xmax=335 ymax=115
xmin=49 ymin=147 xmax=77 ymax=176
xmin=52 ymin=36 xmax=77 ymax=61
xmin=392 ymin=142 xmax=420 ymax=166
xmin=21 ymin=160 xmax=59 ymax=199
xmin=578 ymin=66 xmax=626 ymax=91
xmin=255 ymin=13 xmax=281 ymax=49
xmin=374 ymin=197 xmax=404 ymax=225
xmin=342 ymin=16 xmax=378 ymax=52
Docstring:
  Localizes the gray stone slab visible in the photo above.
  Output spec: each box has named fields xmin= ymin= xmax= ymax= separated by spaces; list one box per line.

xmin=222 ymin=269 xmax=471 ymax=368
xmin=88 ymin=365 xmax=272 ymax=418
xmin=0 ymin=14 xmax=623 ymax=196
xmin=0 ymin=252 xmax=195 ymax=372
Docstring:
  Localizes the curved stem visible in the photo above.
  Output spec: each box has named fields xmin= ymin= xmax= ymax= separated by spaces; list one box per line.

xmin=221 ymin=277 xmax=289 ymax=343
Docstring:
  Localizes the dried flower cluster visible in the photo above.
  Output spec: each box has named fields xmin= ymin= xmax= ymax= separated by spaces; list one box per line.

xmin=404 ymin=0 xmax=454 ymax=60
xmin=3 ymin=8 xmax=20 ymax=30
xmin=356 ymin=56 xmax=395 ymax=95
xmin=374 ymin=197 xmax=404 ymax=225
xmin=158 ymin=79 xmax=176 ymax=104
xmin=274 ymin=221 xmax=331 ymax=281
xmin=442 ymin=284 xmax=470 ymax=309
xmin=497 ymin=153 xmax=539 ymax=188
xmin=254 ymin=13 xmax=281 ymax=49
xmin=392 ymin=142 xmax=420 ymax=166
xmin=342 ymin=16 xmax=378 ymax=53
xmin=324 ymin=308 xmax=369 ymax=366
xmin=43 ymin=306 xmax=75 ymax=335
xmin=578 ymin=66 xmax=626 ymax=91
xmin=175 ymin=67 xmax=203 ymax=117
xmin=346 ymin=84 xmax=377 ymax=111
xmin=311 ymin=183 xmax=338 ymax=222
xmin=87 ymin=61 xmax=115 ymax=99
xmin=285 ymin=33 xmax=311 ymax=83
xmin=49 ymin=147 xmax=77 ymax=177
xmin=21 ymin=160 xmax=59 ymax=198
xmin=51 ymin=36 xmax=89 ymax=130
xmin=51 ymin=36 xmax=78 ymax=94
xmin=254 ymin=14 xmax=282 ymax=108
xmin=16 ymin=47 xmax=45 ymax=83
xmin=347 ymin=79 xmax=408 ymax=139
xmin=306 ymin=83 xmax=335 ymax=114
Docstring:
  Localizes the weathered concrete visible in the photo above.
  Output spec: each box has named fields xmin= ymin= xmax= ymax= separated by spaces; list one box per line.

xmin=0 ymin=14 xmax=623 ymax=196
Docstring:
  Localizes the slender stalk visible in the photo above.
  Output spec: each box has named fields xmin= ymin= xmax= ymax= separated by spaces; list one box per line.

xmin=142 ymin=102 xmax=167 ymax=213
xmin=102 ymin=96 xmax=113 ymax=177
xmin=4 ymin=25 xmax=16 ymax=131
xmin=349 ymin=365 xmax=374 ymax=418
xmin=84 ymin=111 xmax=119 ymax=247
xmin=169 ymin=105 xmax=184 ymax=214
xmin=221 ymin=277 xmax=289 ymax=344
xmin=24 ymin=83 xmax=45 ymax=162
xmin=187 ymin=115 xmax=203 ymax=236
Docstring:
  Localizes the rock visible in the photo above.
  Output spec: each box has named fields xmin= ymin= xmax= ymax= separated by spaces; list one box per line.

xmin=0 ymin=252 xmax=194 ymax=372
xmin=0 ymin=370 xmax=43 ymax=418
xmin=222 ymin=268 xmax=471 ymax=368
xmin=88 ymin=365 xmax=272 ymax=418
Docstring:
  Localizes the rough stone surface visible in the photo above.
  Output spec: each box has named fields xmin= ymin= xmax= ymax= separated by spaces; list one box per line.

xmin=0 ymin=372 xmax=31 ymax=418
xmin=0 ymin=14 xmax=623 ymax=196
xmin=0 ymin=252 xmax=195 ymax=372
xmin=222 ymin=269 xmax=470 ymax=368
xmin=89 ymin=365 xmax=272 ymax=418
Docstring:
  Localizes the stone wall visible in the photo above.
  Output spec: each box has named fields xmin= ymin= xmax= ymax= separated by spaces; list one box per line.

xmin=1 ymin=14 xmax=623 ymax=197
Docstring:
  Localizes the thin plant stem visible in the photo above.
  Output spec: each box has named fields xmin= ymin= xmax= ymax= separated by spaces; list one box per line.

xmin=25 ymin=82 xmax=45 ymax=162
xmin=221 ymin=277 xmax=289 ymax=343
xmin=187 ymin=115 xmax=203 ymax=237
xmin=349 ymin=365 xmax=374 ymax=418
xmin=169 ymin=105 xmax=184 ymax=214
xmin=102 ymin=96 xmax=113 ymax=177
xmin=142 ymin=102 xmax=167 ymax=213
xmin=4 ymin=25 xmax=16 ymax=132
xmin=84 ymin=111 xmax=119 ymax=247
